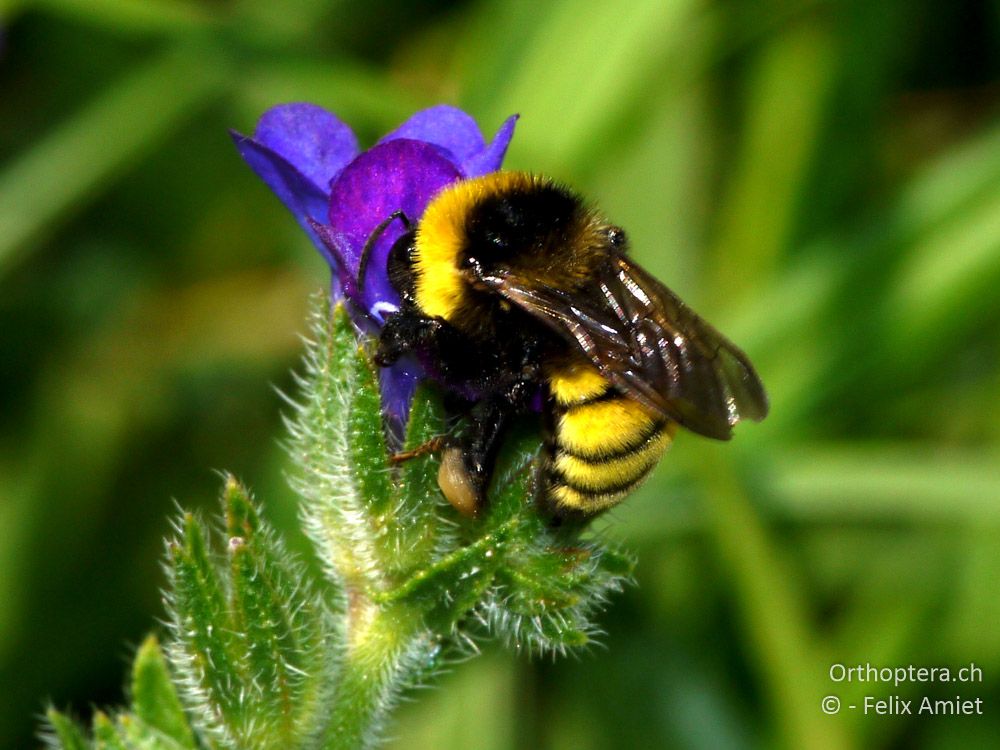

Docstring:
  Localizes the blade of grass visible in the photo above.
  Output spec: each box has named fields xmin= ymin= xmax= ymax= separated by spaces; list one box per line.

xmin=719 ymin=120 xmax=1000 ymax=353
xmin=946 ymin=528 xmax=1000 ymax=665
xmin=894 ymin=121 xmax=1000 ymax=238
xmin=700 ymin=450 xmax=853 ymax=750
xmin=708 ymin=21 xmax=835 ymax=303
xmin=589 ymin=59 xmax=712 ymax=296
xmin=767 ymin=444 xmax=1000 ymax=523
xmin=0 ymin=43 xmax=228 ymax=277
xmin=831 ymin=588 xmax=938 ymax=740
xmin=597 ymin=440 xmax=1000 ymax=548
xmin=474 ymin=0 xmax=700 ymax=173
xmin=885 ymin=183 xmax=1000 ymax=362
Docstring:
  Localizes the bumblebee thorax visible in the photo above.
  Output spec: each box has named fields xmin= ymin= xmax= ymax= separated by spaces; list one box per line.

xmin=411 ymin=171 xmax=613 ymax=326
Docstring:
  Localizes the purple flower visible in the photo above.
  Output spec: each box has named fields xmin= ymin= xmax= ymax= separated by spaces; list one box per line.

xmin=232 ymin=104 xmax=518 ymax=425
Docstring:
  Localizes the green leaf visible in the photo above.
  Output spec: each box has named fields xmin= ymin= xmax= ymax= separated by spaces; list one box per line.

xmin=45 ymin=709 xmax=91 ymax=750
xmin=487 ymin=527 xmax=635 ymax=654
xmin=167 ymin=512 xmax=245 ymax=740
xmin=395 ymin=386 xmax=454 ymax=569
xmin=380 ymin=527 xmax=506 ymax=634
xmin=130 ymin=635 xmax=194 ymax=748
xmin=294 ymin=301 xmax=385 ymax=593
xmin=43 ymin=647 xmax=198 ymax=750
xmin=346 ymin=347 xmax=393 ymax=522
xmin=163 ymin=475 xmax=339 ymax=748
xmin=91 ymin=713 xmax=127 ymax=750
xmin=223 ymin=476 xmax=334 ymax=746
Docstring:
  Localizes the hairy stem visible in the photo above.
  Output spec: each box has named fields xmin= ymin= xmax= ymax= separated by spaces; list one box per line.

xmin=324 ymin=600 xmax=430 ymax=750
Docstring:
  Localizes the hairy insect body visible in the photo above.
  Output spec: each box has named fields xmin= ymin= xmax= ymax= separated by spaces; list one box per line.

xmin=545 ymin=362 xmax=677 ymax=514
xmin=371 ymin=171 xmax=768 ymax=522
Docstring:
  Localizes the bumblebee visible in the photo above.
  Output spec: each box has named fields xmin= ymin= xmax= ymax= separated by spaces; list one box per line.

xmin=366 ymin=171 xmax=768 ymax=522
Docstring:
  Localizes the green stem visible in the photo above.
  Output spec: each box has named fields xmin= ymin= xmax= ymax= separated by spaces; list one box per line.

xmin=324 ymin=600 xmax=429 ymax=750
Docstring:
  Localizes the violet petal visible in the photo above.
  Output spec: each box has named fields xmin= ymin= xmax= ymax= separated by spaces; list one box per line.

xmin=231 ymin=132 xmax=341 ymax=281
xmin=308 ymin=219 xmax=357 ymax=300
xmin=327 ymin=139 xmax=463 ymax=317
xmin=253 ymin=103 xmax=359 ymax=189
xmin=380 ymin=356 xmax=422 ymax=427
xmin=379 ymin=105 xmax=487 ymax=167
xmin=462 ymin=114 xmax=518 ymax=177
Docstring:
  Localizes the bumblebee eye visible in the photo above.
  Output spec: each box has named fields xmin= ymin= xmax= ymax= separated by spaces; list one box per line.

xmin=607 ymin=227 xmax=627 ymax=248
xmin=461 ymin=255 xmax=485 ymax=277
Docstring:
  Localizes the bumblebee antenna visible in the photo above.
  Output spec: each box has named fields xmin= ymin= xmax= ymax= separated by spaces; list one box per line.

xmin=357 ymin=210 xmax=411 ymax=294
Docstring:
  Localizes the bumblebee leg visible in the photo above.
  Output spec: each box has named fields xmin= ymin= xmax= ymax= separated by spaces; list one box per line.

xmin=376 ymin=312 xmax=483 ymax=386
xmin=389 ymin=435 xmax=450 ymax=464
xmin=388 ymin=401 xmax=509 ymax=519
xmin=388 ymin=428 xmax=482 ymax=517
xmin=452 ymin=378 xmax=537 ymax=513
xmin=455 ymin=397 xmax=510 ymax=511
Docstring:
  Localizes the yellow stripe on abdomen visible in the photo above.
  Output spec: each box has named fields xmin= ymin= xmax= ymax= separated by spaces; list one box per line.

xmin=549 ymin=484 xmax=624 ymax=515
xmin=557 ymin=397 xmax=660 ymax=459
xmin=547 ymin=362 xmax=609 ymax=406
xmin=545 ymin=380 xmax=677 ymax=516
xmin=553 ymin=428 xmax=673 ymax=492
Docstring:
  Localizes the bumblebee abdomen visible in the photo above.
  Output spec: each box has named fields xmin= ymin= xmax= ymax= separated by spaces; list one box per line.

xmin=545 ymin=362 xmax=676 ymax=517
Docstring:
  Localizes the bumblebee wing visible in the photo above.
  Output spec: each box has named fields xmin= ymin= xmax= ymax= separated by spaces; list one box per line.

xmin=613 ymin=256 xmax=769 ymax=437
xmin=483 ymin=256 xmax=769 ymax=440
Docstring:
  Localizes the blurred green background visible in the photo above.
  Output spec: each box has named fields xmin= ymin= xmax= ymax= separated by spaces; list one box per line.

xmin=1 ymin=0 xmax=999 ymax=748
